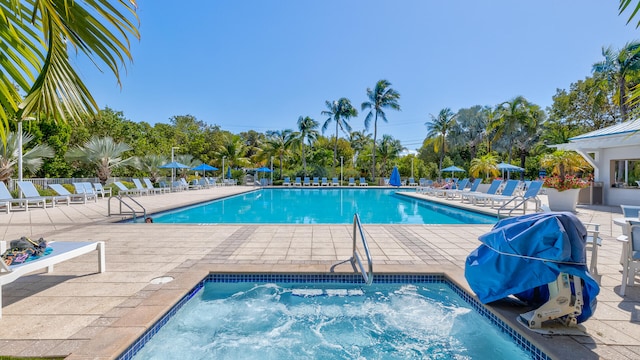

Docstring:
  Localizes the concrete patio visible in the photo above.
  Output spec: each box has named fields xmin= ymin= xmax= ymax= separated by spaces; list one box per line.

xmin=0 ymin=186 xmax=637 ymax=359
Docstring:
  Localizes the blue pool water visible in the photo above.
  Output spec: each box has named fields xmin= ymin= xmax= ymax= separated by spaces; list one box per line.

xmin=148 ymin=188 xmax=496 ymax=224
xmin=124 ymin=274 xmax=540 ymax=360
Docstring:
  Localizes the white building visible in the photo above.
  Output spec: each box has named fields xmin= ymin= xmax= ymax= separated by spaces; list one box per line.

xmin=553 ymin=119 xmax=640 ymax=206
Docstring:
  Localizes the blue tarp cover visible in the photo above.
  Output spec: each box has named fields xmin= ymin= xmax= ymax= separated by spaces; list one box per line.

xmin=465 ymin=212 xmax=600 ymax=323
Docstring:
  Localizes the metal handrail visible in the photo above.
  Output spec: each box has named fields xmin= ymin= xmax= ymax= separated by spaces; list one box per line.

xmin=351 ymin=213 xmax=373 ymax=285
xmin=108 ymin=194 xmax=146 ymax=220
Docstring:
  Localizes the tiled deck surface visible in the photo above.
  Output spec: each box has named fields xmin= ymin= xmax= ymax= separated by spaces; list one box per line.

xmin=0 ymin=186 xmax=637 ymax=359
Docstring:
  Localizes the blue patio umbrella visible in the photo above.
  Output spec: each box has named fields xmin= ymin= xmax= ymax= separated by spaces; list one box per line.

xmin=226 ymin=166 xmax=232 ymax=179
xmin=191 ymin=164 xmax=218 ymax=178
xmin=159 ymin=161 xmax=190 ymax=169
xmin=255 ymin=166 xmax=272 ymax=173
xmin=389 ymin=166 xmax=401 ymax=187
xmin=441 ymin=165 xmax=465 ymax=178
xmin=496 ymin=162 xmax=524 ymax=178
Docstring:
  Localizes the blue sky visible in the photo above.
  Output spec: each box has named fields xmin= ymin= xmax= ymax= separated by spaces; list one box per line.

xmin=77 ymin=1 xmax=638 ymax=151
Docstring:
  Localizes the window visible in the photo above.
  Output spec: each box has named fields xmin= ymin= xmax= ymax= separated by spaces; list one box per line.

xmin=610 ymin=159 xmax=640 ymax=187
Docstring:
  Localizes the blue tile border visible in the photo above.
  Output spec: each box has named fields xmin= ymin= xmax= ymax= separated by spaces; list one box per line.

xmin=117 ymin=273 xmax=549 ymax=360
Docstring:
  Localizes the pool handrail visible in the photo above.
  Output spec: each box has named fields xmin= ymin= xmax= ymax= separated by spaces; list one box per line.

xmin=351 ymin=213 xmax=373 ymax=285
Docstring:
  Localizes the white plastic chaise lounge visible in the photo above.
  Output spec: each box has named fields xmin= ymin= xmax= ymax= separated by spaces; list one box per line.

xmin=0 ymin=182 xmax=29 ymax=213
xmin=293 ymin=177 xmax=302 ymax=186
xmin=445 ymin=178 xmax=481 ymax=200
xmin=93 ymin=182 xmax=112 ymax=199
xmin=493 ymin=180 xmax=544 ymax=211
xmin=359 ymin=177 xmax=368 ymax=186
xmin=0 ymin=240 xmax=105 ymax=318
xmin=303 ymin=177 xmax=311 ymax=186
xmin=321 ymin=177 xmax=329 ymax=186
xmin=113 ymin=181 xmax=144 ymax=196
xmin=131 ymin=179 xmax=151 ymax=195
xmin=79 ymin=182 xmax=99 ymax=200
xmin=312 ymin=177 xmax=320 ymax=186
xmin=436 ymin=178 xmax=469 ymax=198
xmin=144 ymin=178 xmax=169 ymax=194
xmin=331 ymin=178 xmax=339 ymax=186
xmin=408 ymin=178 xmax=418 ymax=186
xmin=348 ymin=178 xmax=356 ymax=186
xmin=71 ymin=183 xmax=98 ymax=202
xmin=49 ymin=184 xmax=92 ymax=204
xmin=283 ymin=177 xmax=291 ymax=186
xmin=461 ymin=179 xmax=502 ymax=204
xmin=17 ymin=181 xmax=68 ymax=207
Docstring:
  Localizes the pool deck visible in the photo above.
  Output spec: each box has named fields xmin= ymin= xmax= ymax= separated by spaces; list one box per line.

xmin=0 ymin=186 xmax=637 ymax=359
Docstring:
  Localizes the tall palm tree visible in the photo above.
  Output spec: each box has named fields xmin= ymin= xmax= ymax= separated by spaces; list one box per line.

xmin=265 ymin=129 xmax=295 ymax=178
xmin=490 ymin=96 xmax=532 ymax=163
xmin=296 ymin=116 xmax=319 ymax=174
xmin=376 ymin=134 xmax=405 ymax=177
xmin=65 ymin=136 xmax=137 ymax=184
xmin=321 ymin=98 xmax=358 ymax=168
xmin=0 ymin=131 xmax=54 ymax=184
xmin=425 ymin=108 xmax=457 ymax=176
xmin=361 ymin=80 xmax=401 ymax=180
xmin=592 ymin=41 xmax=640 ymax=122
xmin=469 ymin=154 xmax=499 ymax=180
xmin=0 ymin=0 xmax=140 ymax=143
xmin=216 ymin=133 xmax=250 ymax=171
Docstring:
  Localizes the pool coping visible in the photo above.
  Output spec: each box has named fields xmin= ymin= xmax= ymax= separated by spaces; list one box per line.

xmin=67 ymin=263 xmax=576 ymax=360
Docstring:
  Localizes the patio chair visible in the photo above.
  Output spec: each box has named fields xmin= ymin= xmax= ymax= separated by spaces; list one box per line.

xmin=470 ymin=180 xmax=519 ymax=207
xmin=321 ymin=177 xmax=329 ymax=186
xmin=461 ymin=179 xmax=501 ymax=203
xmin=494 ymin=180 xmax=544 ymax=215
xmin=293 ymin=177 xmax=302 ymax=186
xmin=0 ymin=182 xmax=29 ymax=213
xmin=583 ymin=222 xmax=602 ymax=280
xmin=359 ymin=177 xmax=368 ymax=186
xmin=348 ymin=177 xmax=356 ymax=186
xmin=621 ymin=205 xmax=640 ymax=218
xmin=93 ymin=182 xmax=112 ymax=198
xmin=303 ymin=177 xmax=311 ymax=186
xmin=0 ymin=240 xmax=105 ymax=318
xmin=620 ymin=220 xmax=640 ymax=296
xmin=17 ymin=181 xmax=68 ymax=207
xmin=331 ymin=178 xmax=339 ymax=186
xmin=408 ymin=178 xmax=418 ymax=186
xmin=71 ymin=183 xmax=98 ymax=202
xmin=437 ymin=178 xmax=469 ymax=199
xmin=113 ymin=181 xmax=144 ymax=196
xmin=312 ymin=177 xmax=320 ymax=186
xmin=49 ymin=184 xmax=92 ymax=204
xmin=144 ymin=178 xmax=169 ymax=194
xmin=283 ymin=177 xmax=291 ymax=186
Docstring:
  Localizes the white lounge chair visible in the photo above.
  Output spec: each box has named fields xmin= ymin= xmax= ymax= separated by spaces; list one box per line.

xmin=461 ymin=179 xmax=501 ymax=203
xmin=437 ymin=178 xmax=469 ymax=198
xmin=408 ymin=178 xmax=418 ymax=186
xmin=348 ymin=178 xmax=356 ymax=186
xmin=331 ymin=178 xmax=339 ymax=186
xmin=620 ymin=220 xmax=640 ymax=296
xmin=131 ymin=179 xmax=151 ymax=195
xmin=71 ymin=183 xmax=98 ymax=203
xmin=359 ymin=177 xmax=368 ymax=186
xmin=303 ymin=177 xmax=311 ymax=186
xmin=113 ymin=181 xmax=144 ymax=196
xmin=0 ymin=240 xmax=105 ymax=318
xmin=144 ymin=178 xmax=169 ymax=194
xmin=0 ymin=182 xmax=29 ymax=213
xmin=17 ymin=181 xmax=68 ymax=207
xmin=283 ymin=177 xmax=291 ymax=186
xmin=321 ymin=177 xmax=329 ymax=186
xmin=494 ymin=180 xmax=543 ymax=213
xmin=312 ymin=177 xmax=320 ymax=186
xmin=49 ymin=184 xmax=92 ymax=204
xmin=93 ymin=183 xmax=112 ymax=198
xmin=293 ymin=177 xmax=302 ymax=186
xmin=469 ymin=180 xmax=519 ymax=207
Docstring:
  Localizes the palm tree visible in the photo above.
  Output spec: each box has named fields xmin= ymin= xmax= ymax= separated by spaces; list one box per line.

xmin=592 ymin=41 xmax=640 ymax=122
xmin=321 ymin=98 xmax=358 ymax=168
xmin=1 ymin=1 xmax=140 ymax=143
xmin=469 ymin=154 xmax=499 ymax=180
xmin=138 ymin=154 xmax=168 ymax=183
xmin=361 ymin=80 xmax=401 ymax=181
xmin=174 ymin=154 xmax=197 ymax=179
xmin=65 ymin=136 xmax=137 ymax=184
xmin=540 ymin=150 xmax=590 ymax=179
xmin=296 ymin=116 xmax=319 ymax=174
xmin=425 ymin=108 xmax=457 ymax=176
xmin=0 ymin=131 xmax=54 ymax=184
xmin=376 ymin=135 xmax=405 ymax=177
xmin=490 ymin=96 xmax=532 ymax=163
xmin=265 ymin=129 xmax=295 ymax=178
xmin=216 ymin=133 xmax=250 ymax=171
xmin=349 ymin=130 xmax=371 ymax=166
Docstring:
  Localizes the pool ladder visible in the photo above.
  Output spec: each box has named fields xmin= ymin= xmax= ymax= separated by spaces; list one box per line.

xmin=107 ymin=194 xmax=147 ymax=221
xmin=351 ymin=213 xmax=373 ymax=285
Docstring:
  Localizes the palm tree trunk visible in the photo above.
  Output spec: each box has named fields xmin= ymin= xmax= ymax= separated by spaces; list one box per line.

xmin=372 ymin=114 xmax=378 ymax=181
xmin=333 ymin=122 xmax=338 ymax=168
xmin=279 ymin=154 xmax=284 ymax=179
xmin=619 ymin=76 xmax=628 ymax=121
xmin=301 ymin=142 xmax=307 ymax=174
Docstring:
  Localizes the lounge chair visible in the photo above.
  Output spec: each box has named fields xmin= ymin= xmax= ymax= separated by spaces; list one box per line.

xmin=348 ymin=177 xmax=356 ymax=186
xmin=312 ymin=177 xmax=320 ymax=186
xmin=331 ymin=178 xmax=339 ymax=186
xmin=131 ymin=179 xmax=151 ymax=196
xmin=436 ymin=178 xmax=468 ymax=198
xmin=93 ymin=182 xmax=112 ymax=198
xmin=0 ymin=240 xmax=105 ymax=317
xmin=0 ymin=182 xmax=29 ymax=213
xmin=181 ymin=178 xmax=201 ymax=190
xmin=17 ymin=181 xmax=68 ymax=207
xmin=71 ymin=183 xmax=98 ymax=202
xmin=441 ymin=178 xmax=471 ymax=199
xmin=470 ymin=180 xmax=519 ymax=207
xmin=48 ymin=184 xmax=92 ymax=204
xmin=321 ymin=177 xmax=329 ymax=186
xmin=283 ymin=177 xmax=291 ymax=186
xmin=303 ymin=177 xmax=311 ymax=186
xmin=359 ymin=177 xmax=368 ymax=186
xmin=620 ymin=220 xmax=640 ymax=296
xmin=461 ymin=179 xmax=501 ymax=203
xmin=444 ymin=178 xmax=481 ymax=200
xmin=293 ymin=177 xmax=302 ymax=186
xmin=144 ymin=178 xmax=169 ymax=194
xmin=494 ymin=180 xmax=544 ymax=214
xmin=408 ymin=178 xmax=418 ymax=186
xmin=113 ymin=181 xmax=144 ymax=196
xmin=621 ymin=205 xmax=640 ymax=218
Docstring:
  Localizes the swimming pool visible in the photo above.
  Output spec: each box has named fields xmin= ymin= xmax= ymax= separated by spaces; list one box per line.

xmin=118 ymin=274 xmax=546 ymax=360
xmin=147 ymin=188 xmax=496 ymax=224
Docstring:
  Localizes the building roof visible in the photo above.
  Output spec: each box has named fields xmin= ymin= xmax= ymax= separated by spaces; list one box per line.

xmin=553 ymin=119 xmax=640 ymax=151
xmin=569 ymin=119 xmax=640 ymax=141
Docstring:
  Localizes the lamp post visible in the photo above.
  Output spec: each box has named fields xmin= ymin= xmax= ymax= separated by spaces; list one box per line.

xmin=340 ymin=156 xmax=343 ymax=185
xmin=171 ymin=146 xmax=179 ymax=186
xmin=222 ymin=156 xmax=226 ymax=180
xmin=270 ymin=156 xmax=274 ymax=185
xmin=411 ymin=157 xmax=414 ymax=179
xmin=17 ymin=117 xmax=35 ymax=182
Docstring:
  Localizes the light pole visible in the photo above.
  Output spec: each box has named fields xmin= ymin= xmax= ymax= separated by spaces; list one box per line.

xmin=270 ymin=156 xmax=274 ymax=185
xmin=411 ymin=157 xmax=414 ymax=179
xmin=222 ymin=156 xmax=226 ymax=180
xmin=17 ymin=117 xmax=35 ymax=182
xmin=171 ymin=146 xmax=179 ymax=186
xmin=340 ymin=156 xmax=343 ymax=185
